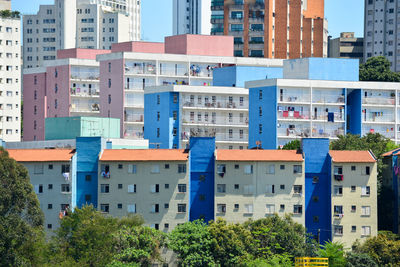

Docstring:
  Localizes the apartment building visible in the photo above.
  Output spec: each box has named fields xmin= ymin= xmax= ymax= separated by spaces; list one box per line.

xmin=173 ymin=0 xmax=211 ymax=35
xmin=98 ymin=149 xmax=189 ymax=231
xmin=23 ymin=0 xmax=139 ymax=68
xmin=144 ymin=85 xmax=249 ymax=149
xmin=0 ymin=0 xmax=11 ymax=10
xmin=23 ymin=48 xmax=110 ymax=141
xmin=5 ymin=136 xmax=377 ymax=247
xmin=364 ymin=0 xmax=399 ymax=71
xmin=328 ymin=32 xmax=364 ymax=61
xmin=97 ymin=34 xmax=283 ymax=141
xmin=211 ymin=0 xmax=328 ymax=58
xmin=7 ymin=149 xmax=74 ymax=232
xmin=247 ymin=58 xmax=400 ymax=149
xmin=0 ymin=10 xmax=21 ymax=142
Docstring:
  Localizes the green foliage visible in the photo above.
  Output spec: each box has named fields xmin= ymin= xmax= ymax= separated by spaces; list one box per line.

xmin=0 ymin=10 xmax=20 ymax=18
xmin=208 ymin=219 xmax=254 ymax=266
xmin=360 ymin=56 xmax=400 ymax=82
xmin=345 ymin=252 xmax=377 ymax=267
xmin=317 ymin=241 xmax=347 ymax=267
xmin=353 ymin=231 xmax=400 ymax=266
xmin=280 ymin=140 xmax=301 ymax=150
xmin=0 ymin=148 xmax=45 ymax=266
xmin=244 ymin=254 xmax=293 ymax=267
xmin=245 ymin=214 xmax=317 ymax=259
xmin=168 ymin=220 xmax=215 ymax=266
xmin=110 ymin=225 xmax=166 ymax=266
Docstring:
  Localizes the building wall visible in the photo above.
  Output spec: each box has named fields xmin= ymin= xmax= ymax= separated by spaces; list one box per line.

xmin=98 ymin=160 xmax=189 ymax=230
xmin=0 ymin=0 xmax=11 ymax=10
xmin=46 ymin=65 xmax=71 ymax=118
xmin=214 ymin=160 xmax=305 ymax=225
xmin=173 ymin=0 xmax=212 ymax=35
xmin=213 ymin=66 xmax=283 ymax=87
xmin=346 ymin=89 xmax=362 ymax=135
xmin=23 ymin=161 xmax=72 ymax=232
xmin=330 ymin=162 xmax=378 ymax=247
xmin=22 ymin=71 xmax=47 ymax=141
xmin=57 ymin=48 xmax=111 ymax=60
xmin=111 ymin=41 xmax=165 ymax=53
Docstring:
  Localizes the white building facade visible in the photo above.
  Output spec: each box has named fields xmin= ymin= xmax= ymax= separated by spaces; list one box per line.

xmin=173 ymin=0 xmax=211 ymax=35
xmin=23 ymin=0 xmax=139 ymax=69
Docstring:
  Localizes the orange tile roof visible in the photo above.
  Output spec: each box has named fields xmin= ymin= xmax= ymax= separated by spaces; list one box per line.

xmin=100 ymin=149 xmax=188 ymax=161
xmin=382 ymin=149 xmax=400 ymax=157
xmin=7 ymin=149 xmax=74 ymax=162
xmin=329 ymin=150 xmax=376 ymax=163
xmin=216 ymin=149 xmax=303 ymax=162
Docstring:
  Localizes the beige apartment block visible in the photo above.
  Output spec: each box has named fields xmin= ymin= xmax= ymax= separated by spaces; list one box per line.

xmin=330 ymin=151 xmax=378 ymax=248
xmin=7 ymin=149 xmax=74 ymax=232
xmin=98 ymin=149 xmax=189 ymax=231
xmin=214 ymin=149 xmax=305 ymax=225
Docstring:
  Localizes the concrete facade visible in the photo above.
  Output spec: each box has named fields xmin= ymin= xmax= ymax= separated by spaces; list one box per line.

xmin=328 ymin=32 xmax=364 ymax=61
xmin=211 ymin=0 xmax=328 ymax=59
xmin=173 ymin=0 xmax=211 ymax=35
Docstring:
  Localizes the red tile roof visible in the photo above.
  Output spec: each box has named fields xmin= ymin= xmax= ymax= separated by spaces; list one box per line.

xmin=329 ymin=150 xmax=376 ymax=163
xmin=382 ymin=149 xmax=400 ymax=157
xmin=100 ymin=149 xmax=188 ymax=161
xmin=7 ymin=149 xmax=74 ymax=162
xmin=216 ymin=149 xmax=303 ymax=162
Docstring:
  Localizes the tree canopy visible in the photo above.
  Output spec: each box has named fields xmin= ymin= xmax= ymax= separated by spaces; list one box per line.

xmin=360 ymin=56 xmax=400 ymax=82
xmin=0 ymin=148 xmax=45 ymax=266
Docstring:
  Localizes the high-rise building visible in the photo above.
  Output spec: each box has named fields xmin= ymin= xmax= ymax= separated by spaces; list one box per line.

xmin=211 ymin=0 xmax=328 ymax=58
xmin=22 ymin=0 xmax=140 ymax=69
xmin=0 ymin=7 xmax=21 ymax=142
xmin=328 ymin=32 xmax=364 ymax=62
xmin=173 ymin=0 xmax=212 ymax=35
xmin=364 ymin=0 xmax=398 ymax=71
xmin=0 ymin=0 xmax=11 ymax=10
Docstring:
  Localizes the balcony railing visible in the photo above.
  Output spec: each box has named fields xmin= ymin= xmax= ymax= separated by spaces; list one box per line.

xmin=70 ymin=72 xmax=99 ymax=81
xmin=312 ymin=128 xmax=345 ymax=138
xmin=279 ymin=95 xmax=310 ymax=103
xmin=124 ymin=130 xmax=144 ymax=139
xmin=363 ymin=113 xmax=395 ymax=123
xmin=313 ymin=94 xmax=345 ymax=104
xmin=182 ymin=100 xmax=248 ymax=109
xmin=278 ymin=111 xmax=310 ymax=120
xmin=125 ymin=63 xmax=156 ymax=75
xmin=181 ymin=130 xmax=248 ymax=142
xmin=70 ymin=88 xmax=99 ymax=97
xmin=182 ymin=116 xmax=248 ymax=126
xmin=124 ymin=114 xmax=143 ymax=123
xmin=363 ymin=97 xmax=395 ymax=105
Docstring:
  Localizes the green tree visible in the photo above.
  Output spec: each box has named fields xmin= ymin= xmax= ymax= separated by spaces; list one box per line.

xmin=317 ymin=241 xmax=346 ymax=267
xmin=110 ymin=225 xmax=166 ymax=266
xmin=245 ymin=215 xmax=317 ymax=259
xmin=49 ymin=205 xmax=118 ymax=266
xmin=345 ymin=252 xmax=377 ymax=267
xmin=208 ymin=219 xmax=254 ymax=266
xmin=0 ymin=148 xmax=45 ymax=266
xmin=360 ymin=56 xmax=400 ymax=82
xmin=244 ymin=254 xmax=293 ymax=267
xmin=280 ymin=140 xmax=301 ymax=150
xmin=353 ymin=231 xmax=400 ymax=266
xmin=168 ymin=220 xmax=215 ymax=266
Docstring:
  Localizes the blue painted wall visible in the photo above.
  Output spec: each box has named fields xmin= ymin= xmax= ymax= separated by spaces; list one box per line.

xmin=249 ymin=86 xmax=277 ymax=149
xmin=76 ymin=137 xmax=104 ymax=208
xmin=284 ymin=58 xmax=359 ymax=81
xmin=71 ymin=153 xmax=77 ymax=210
xmin=144 ymin=92 xmax=180 ymax=149
xmin=213 ymin=66 xmax=283 ymax=87
xmin=0 ymin=139 xmax=5 ymax=148
xmin=189 ymin=137 xmax=215 ymax=222
xmin=347 ymin=89 xmax=362 ymax=135
xmin=302 ymin=138 xmax=332 ymax=244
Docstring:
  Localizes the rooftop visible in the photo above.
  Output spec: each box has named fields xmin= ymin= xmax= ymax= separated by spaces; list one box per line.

xmin=7 ymin=149 xmax=75 ymax=162
xmin=329 ymin=150 xmax=376 ymax=163
xmin=216 ymin=149 xmax=304 ymax=162
xmin=100 ymin=149 xmax=188 ymax=161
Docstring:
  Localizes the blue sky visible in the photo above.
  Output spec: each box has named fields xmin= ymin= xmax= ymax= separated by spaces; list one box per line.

xmin=12 ymin=0 xmax=364 ymax=42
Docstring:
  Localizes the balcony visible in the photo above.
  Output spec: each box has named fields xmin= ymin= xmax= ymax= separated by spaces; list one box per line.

xmin=159 ymin=64 xmax=187 ymax=77
xmin=70 ymin=88 xmax=99 ymax=97
xmin=363 ymin=111 xmax=395 ymax=123
xmin=211 ymin=0 xmax=224 ymax=11
xmin=278 ymin=110 xmax=310 ymax=120
xmin=277 ymin=125 xmax=311 ymax=138
xmin=311 ymin=127 xmax=345 ymax=138
xmin=182 ymin=115 xmax=248 ymax=127
xmin=70 ymin=101 xmax=100 ymax=113
xmin=211 ymin=27 xmax=224 ymax=34
xmin=125 ymin=62 xmax=156 ymax=75
xmin=70 ymin=67 xmax=99 ymax=81
xmin=190 ymin=64 xmax=216 ymax=78
xmin=312 ymin=91 xmax=345 ymax=104
xmin=124 ymin=129 xmax=144 ymax=139
xmin=363 ymin=97 xmax=395 ymax=105
xmin=229 ymin=17 xmax=243 ymax=23
xmin=181 ymin=129 xmax=248 ymax=142
xmin=124 ymin=113 xmax=143 ymax=123
xmin=249 ymin=16 xmax=264 ymax=23
xmin=313 ymin=113 xmax=345 ymax=122
xmin=334 ymin=174 xmax=344 ymax=181
xmin=363 ymin=125 xmax=395 ymax=139
xmin=182 ymin=100 xmax=247 ymax=110
xmin=279 ymin=94 xmax=310 ymax=103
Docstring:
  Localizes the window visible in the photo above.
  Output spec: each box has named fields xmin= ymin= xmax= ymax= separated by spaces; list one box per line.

xmin=217 ymin=184 xmax=226 ymax=193
xmin=293 ymin=165 xmax=302 ymax=174
xmin=62 ymin=164 xmax=70 ymax=173
xmin=151 ymin=165 xmax=160 ymax=173
xmin=351 ymin=166 xmax=356 ymax=171
xmin=178 ymin=164 xmax=186 ymax=173
xmin=259 ymin=124 xmax=262 ymax=134
xmin=217 ymin=164 xmax=226 ymax=176
xmin=244 ymin=165 xmax=253 ymax=174
xmin=128 ymin=184 xmax=136 ymax=193
xmin=351 ymin=186 xmax=356 ymax=192
xmin=334 ymin=225 xmax=343 ymax=236
xmin=293 ymin=185 xmax=302 ymax=194
xmin=48 ymin=204 xmax=53 ymax=209
xmin=118 ymin=164 xmax=123 ymax=169
xmin=313 ymin=176 xmax=319 ymax=183
xmin=280 ymin=204 xmax=285 ymax=211
xmin=361 ymin=206 xmax=371 ymax=216
xmin=313 ymin=216 xmax=319 ymax=222
xmin=150 ymin=184 xmax=160 ymax=193
xmin=313 ymin=196 xmax=319 ymax=202
xmin=235 ymin=164 xmax=239 ymax=169
xmin=334 ymin=186 xmax=343 ymax=196
xmin=101 ymin=184 xmax=110 ymax=193
xmin=259 ymin=90 xmax=262 ymax=100
xmin=266 ymin=164 xmax=275 ymax=174
xmin=128 ymin=164 xmax=137 ymax=174
xmin=127 ymin=204 xmax=136 ymax=213
xmin=280 ymin=165 xmax=285 ymax=170
xmin=234 ymin=184 xmax=239 ymax=189
xmin=293 ymin=205 xmax=302 ymax=214
xmin=364 ymin=166 xmax=371 ymax=175
xmin=118 ymin=184 xmax=123 ymax=189
xmin=351 ymin=225 xmax=357 ymax=232
xmin=48 ymin=224 xmax=52 ymax=229
xmin=334 ymin=205 xmax=343 ymax=215
xmin=117 ymin=203 xmax=122 ymax=209
xmin=100 ymin=204 xmax=109 ymax=213
xmin=362 ymin=226 xmax=371 ymax=236
xmin=266 ymin=184 xmax=275 ymax=194
xmin=351 ymin=205 xmax=356 ymax=212
xmin=48 ymin=164 xmax=53 ymax=170
xmin=178 ymin=184 xmax=187 ymax=193
xmin=48 ymin=184 xmax=53 ymax=190
xmin=178 ymin=204 xmax=186 ymax=213
xmin=280 ymin=184 xmax=285 ymax=190
xmin=85 ymin=175 xmax=92 ymax=181
xmin=266 ymin=204 xmax=275 ymax=214
xmin=151 ymin=204 xmax=160 ymax=213
xmin=85 ymin=195 xmax=91 ymax=201
xmin=61 ymin=184 xmax=70 ymax=193
xmin=244 ymin=204 xmax=254 ymax=214
xmin=173 ymin=111 xmax=177 ymax=120
xmin=361 ymin=186 xmax=371 ymax=196
xmin=217 ymin=204 xmax=226 ymax=213
xmin=334 ymin=166 xmax=343 ymax=175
